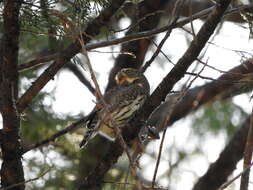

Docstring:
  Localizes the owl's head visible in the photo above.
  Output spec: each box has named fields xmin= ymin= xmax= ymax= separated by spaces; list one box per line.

xmin=115 ymin=68 xmax=146 ymax=86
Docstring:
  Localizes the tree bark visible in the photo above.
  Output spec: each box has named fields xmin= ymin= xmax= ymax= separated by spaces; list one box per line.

xmin=0 ymin=0 xmax=24 ymax=189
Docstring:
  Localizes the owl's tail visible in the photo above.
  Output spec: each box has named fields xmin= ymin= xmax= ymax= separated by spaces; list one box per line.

xmin=79 ymin=109 xmax=98 ymax=148
xmin=79 ymin=129 xmax=97 ymax=148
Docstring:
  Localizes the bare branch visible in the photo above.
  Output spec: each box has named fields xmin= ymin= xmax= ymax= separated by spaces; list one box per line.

xmin=144 ymin=59 xmax=253 ymax=134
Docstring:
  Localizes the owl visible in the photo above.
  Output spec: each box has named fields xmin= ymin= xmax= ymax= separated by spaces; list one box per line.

xmin=79 ymin=68 xmax=150 ymax=148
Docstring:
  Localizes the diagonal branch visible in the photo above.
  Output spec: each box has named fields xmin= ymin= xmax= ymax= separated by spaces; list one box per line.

xmin=21 ymin=114 xmax=94 ymax=154
xmin=193 ymin=117 xmax=250 ymax=190
xmin=142 ymin=0 xmax=232 ymax=121
xmin=145 ymin=58 xmax=253 ymax=132
xmin=17 ymin=0 xmax=126 ymax=113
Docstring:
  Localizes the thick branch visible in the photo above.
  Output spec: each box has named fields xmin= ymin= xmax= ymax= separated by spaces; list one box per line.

xmin=17 ymin=0 xmax=126 ymax=113
xmin=145 ymin=59 xmax=253 ymax=131
xmin=143 ymin=0 xmax=232 ymax=120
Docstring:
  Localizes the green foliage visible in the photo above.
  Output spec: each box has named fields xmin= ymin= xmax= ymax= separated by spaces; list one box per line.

xmin=192 ymin=100 xmax=248 ymax=137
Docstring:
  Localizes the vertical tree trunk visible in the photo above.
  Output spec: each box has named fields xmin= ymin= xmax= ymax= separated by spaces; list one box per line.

xmin=0 ymin=0 xmax=24 ymax=189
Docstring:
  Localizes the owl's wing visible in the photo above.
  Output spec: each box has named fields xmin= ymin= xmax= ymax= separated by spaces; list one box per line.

xmin=97 ymin=84 xmax=148 ymax=140
xmin=80 ymin=84 xmax=148 ymax=147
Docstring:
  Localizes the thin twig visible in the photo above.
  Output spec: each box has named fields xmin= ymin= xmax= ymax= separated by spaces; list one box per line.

xmin=141 ymin=0 xmax=185 ymax=73
xmin=78 ymin=35 xmax=140 ymax=185
xmin=218 ymin=162 xmax=253 ymax=190
xmin=151 ymin=128 xmax=168 ymax=188
xmin=64 ymin=63 xmax=95 ymax=95
xmin=189 ymin=0 xmax=196 ymax=37
xmin=84 ymin=4 xmax=252 ymax=50
xmin=150 ymin=0 xmax=186 ymax=187
xmin=151 ymin=58 xmax=207 ymax=188
xmin=239 ymin=107 xmax=253 ymax=190
xmin=113 ymin=10 xmax=165 ymax=33
xmin=22 ymin=117 xmax=88 ymax=154
xmin=18 ymin=4 xmax=253 ymax=73
xmin=18 ymin=5 xmax=215 ymax=73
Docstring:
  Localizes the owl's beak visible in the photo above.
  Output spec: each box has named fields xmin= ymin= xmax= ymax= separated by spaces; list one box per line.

xmin=115 ymin=73 xmax=139 ymax=85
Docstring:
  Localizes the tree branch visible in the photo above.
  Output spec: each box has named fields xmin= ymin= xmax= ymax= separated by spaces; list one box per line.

xmin=17 ymin=0 xmax=126 ymax=113
xmin=21 ymin=115 xmax=93 ymax=154
xmin=17 ymin=4 xmax=253 ymax=73
xmin=145 ymin=59 xmax=253 ymax=132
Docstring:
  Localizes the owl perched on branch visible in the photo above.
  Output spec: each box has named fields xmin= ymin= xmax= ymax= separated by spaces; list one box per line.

xmin=79 ymin=68 xmax=150 ymax=148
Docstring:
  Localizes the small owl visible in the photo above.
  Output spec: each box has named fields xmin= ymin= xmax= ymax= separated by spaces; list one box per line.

xmin=79 ymin=68 xmax=150 ymax=148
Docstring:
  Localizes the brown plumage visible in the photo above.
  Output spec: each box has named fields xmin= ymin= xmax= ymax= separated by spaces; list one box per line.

xmin=79 ymin=68 xmax=150 ymax=148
